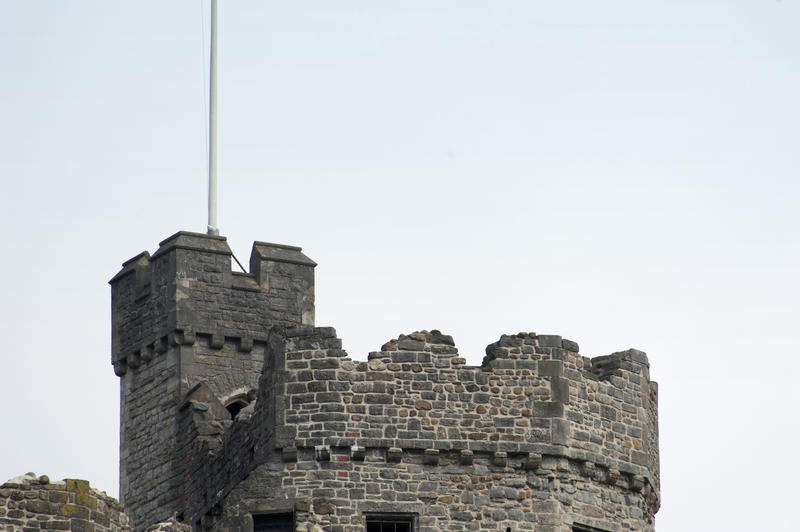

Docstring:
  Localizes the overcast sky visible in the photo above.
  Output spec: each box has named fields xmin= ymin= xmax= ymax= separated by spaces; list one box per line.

xmin=1 ymin=1 xmax=799 ymax=530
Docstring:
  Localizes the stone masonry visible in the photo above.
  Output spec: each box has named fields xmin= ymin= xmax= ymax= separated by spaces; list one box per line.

xmin=0 ymin=473 xmax=131 ymax=532
xmin=110 ymin=232 xmax=315 ymax=528
xmin=110 ymin=232 xmax=660 ymax=531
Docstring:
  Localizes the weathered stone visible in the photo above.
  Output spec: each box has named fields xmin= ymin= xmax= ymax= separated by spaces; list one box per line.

xmin=386 ymin=448 xmax=403 ymax=463
xmin=0 ymin=476 xmax=130 ymax=532
xmin=397 ymin=338 xmax=425 ymax=351
xmin=423 ymin=449 xmax=439 ymax=466
xmin=561 ymin=339 xmax=579 ymax=352
xmin=104 ymin=233 xmax=660 ymax=532
xmin=350 ymin=446 xmax=366 ymax=461
xmin=282 ymin=447 xmax=298 ymax=462
xmin=415 ymin=400 xmax=432 ymax=410
xmin=533 ymin=401 xmax=564 ymax=418
xmin=524 ymin=452 xmax=542 ymax=470
xmin=537 ymin=335 xmax=563 ymax=348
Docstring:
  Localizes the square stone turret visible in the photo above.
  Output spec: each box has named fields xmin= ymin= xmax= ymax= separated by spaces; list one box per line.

xmin=109 ymin=231 xmax=315 ymax=529
xmin=110 ymin=231 xmax=315 ymax=375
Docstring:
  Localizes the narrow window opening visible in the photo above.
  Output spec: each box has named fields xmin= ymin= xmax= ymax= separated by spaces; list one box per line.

xmin=226 ymin=399 xmax=248 ymax=419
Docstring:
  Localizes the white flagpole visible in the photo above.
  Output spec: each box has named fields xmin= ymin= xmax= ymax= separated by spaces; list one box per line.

xmin=207 ymin=0 xmax=220 ymax=235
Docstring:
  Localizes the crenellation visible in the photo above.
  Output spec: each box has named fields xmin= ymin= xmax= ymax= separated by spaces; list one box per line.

xmin=110 ymin=232 xmax=316 ymax=372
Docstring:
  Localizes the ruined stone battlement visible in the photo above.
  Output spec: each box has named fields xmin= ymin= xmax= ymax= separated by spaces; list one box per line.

xmin=111 ymin=232 xmax=660 ymax=532
xmin=0 ymin=474 xmax=132 ymax=532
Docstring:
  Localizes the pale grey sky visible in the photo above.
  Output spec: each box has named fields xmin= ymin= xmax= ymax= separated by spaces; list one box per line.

xmin=1 ymin=1 xmax=799 ymax=530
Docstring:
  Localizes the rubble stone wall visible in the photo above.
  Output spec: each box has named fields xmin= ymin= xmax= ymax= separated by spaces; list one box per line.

xmin=0 ymin=474 xmax=131 ymax=532
xmin=177 ymin=327 xmax=659 ymax=532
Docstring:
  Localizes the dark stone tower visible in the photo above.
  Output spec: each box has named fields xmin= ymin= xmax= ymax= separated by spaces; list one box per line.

xmin=110 ymin=231 xmax=315 ymax=528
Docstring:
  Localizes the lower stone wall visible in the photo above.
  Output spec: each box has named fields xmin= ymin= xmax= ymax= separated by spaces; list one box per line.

xmin=213 ymin=448 xmax=653 ymax=532
xmin=0 ymin=474 xmax=195 ymax=532
xmin=0 ymin=473 xmax=131 ymax=532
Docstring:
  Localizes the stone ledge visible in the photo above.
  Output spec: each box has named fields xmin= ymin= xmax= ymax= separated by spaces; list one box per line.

xmin=276 ymin=443 xmax=657 ymax=501
xmin=113 ymin=330 xmax=268 ymax=376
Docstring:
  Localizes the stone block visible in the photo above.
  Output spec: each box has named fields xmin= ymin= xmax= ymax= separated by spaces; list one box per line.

xmin=537 ymin=335 xmax=563 ymax=348
xmin=561 ymin=339 xmax=579 ymax=352
xmin=365 ymin=394 xmax=393 ymax=404
xmin=538 ymin=360 xmax=564 ymax=378
xmin=533 ymin=401 xmax=564 ymax=418
xmin=601 ymin=405 xmax=617 ymax=421
xmin=59 ymin=504 xmax=90 ymax=519
xmin=397 ymin=338 xmax=425 ymax=351
xmin=493 ymin=451 xmax=508 ymax=467
xmin=524 ymin=452 xmax=542 ymax=470
xmin=552 ymin=378 xmax=570 ymax=403
xmin=552 ymin=418 xmax=570 ymax=445
xmin=282 ymin=447 xmax=298 ymax=462
xmin=423 ymin=449 xmax=439 ymax=466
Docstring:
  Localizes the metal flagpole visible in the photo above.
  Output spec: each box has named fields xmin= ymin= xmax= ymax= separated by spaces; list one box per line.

xmin=207 ymin=0 xmax=220 ymax=235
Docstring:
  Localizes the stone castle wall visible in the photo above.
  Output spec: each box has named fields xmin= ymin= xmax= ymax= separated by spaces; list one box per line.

xmin=174 ymin=327 xmax=659 ymax=532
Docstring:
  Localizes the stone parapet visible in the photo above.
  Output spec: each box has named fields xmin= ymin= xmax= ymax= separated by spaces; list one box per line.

xmin=110 ymin=232 xmax=315 ymax=376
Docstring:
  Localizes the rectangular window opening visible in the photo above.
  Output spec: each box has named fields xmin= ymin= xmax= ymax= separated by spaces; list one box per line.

xmin=253 ymin=513 xmax=294 ymax=532
xmin=366 ymin=514 xmax=414 ymax=532
xmin=573 ymin=525 xmax=610 ymax=532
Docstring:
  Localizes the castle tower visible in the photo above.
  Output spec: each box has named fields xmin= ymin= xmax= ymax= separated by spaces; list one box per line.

xmin=112 ymin=232 xmax=660 ymax=532
xmin=110 ymin=231 xmax=315 ymax=528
